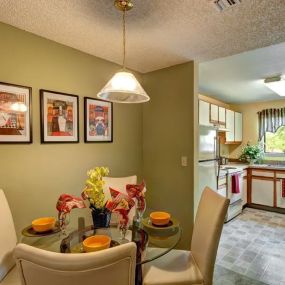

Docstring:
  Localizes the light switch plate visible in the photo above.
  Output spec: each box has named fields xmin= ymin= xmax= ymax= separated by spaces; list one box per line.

xmin=181 ymin=156 xmax=188 ymax=167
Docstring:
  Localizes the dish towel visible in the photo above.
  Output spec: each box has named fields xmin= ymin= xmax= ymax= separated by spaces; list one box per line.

xmin=232 ymin=174 xmax=240 ymax=194
xmin=282 ymin=179 xmax=285 ymax=198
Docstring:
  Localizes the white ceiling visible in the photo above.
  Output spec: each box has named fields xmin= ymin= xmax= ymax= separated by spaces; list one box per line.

xmin=0 ymin=0 xmax=284 ymax=73
xmin=199 ymin=42 xmax=285 ymax=104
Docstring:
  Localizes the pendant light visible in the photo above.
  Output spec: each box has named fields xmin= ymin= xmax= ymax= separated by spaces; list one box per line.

xmin=97 ymin=0 xmax=150 ymax=103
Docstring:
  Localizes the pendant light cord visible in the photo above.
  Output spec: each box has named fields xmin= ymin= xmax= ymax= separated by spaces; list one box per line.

xmin=122 ymin=9 xmax=126 ymax=70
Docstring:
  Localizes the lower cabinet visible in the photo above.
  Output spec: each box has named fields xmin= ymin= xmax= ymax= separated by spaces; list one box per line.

xmin=276 ymin=180 xmax=285 ymax=208
xmin=242 ymin=177 xmax=247 ymax=206
xmin=251 ymin=178 xmax=274 ymax=207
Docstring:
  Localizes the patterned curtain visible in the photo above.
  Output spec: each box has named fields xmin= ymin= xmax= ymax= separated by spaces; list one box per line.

xmin=258 ymin=108 xmax=285 ymax=141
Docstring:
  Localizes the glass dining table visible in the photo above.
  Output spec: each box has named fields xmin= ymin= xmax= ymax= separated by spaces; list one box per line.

xmin=21 ymin=218 xmax=182 ymax=285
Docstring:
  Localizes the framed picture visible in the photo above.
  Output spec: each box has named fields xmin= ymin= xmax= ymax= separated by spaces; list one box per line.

xmin=0 ymin=82 xmax=32 ymax=143
xmin=40 ymin=89 xmax=79 ymax=143
xmin=84 ymin=97 xmax=113 ymax=143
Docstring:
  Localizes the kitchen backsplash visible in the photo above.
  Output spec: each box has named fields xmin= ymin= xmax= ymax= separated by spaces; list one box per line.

xmin=220 ymin=143 xmax=230 ymax=157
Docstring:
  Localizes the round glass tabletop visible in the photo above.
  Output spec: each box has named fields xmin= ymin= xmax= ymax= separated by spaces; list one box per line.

xmin=21 ymin=222 xmax=182 ymax=265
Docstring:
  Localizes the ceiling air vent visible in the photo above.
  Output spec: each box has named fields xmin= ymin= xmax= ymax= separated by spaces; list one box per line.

xmin=211 ymin=0 xmax=242 ymax=12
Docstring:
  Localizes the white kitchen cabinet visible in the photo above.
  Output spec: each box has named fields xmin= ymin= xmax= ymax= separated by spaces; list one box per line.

xmin=225 ymin=109 xmax=235 ymax=142
xmin=218 ymin=107 xmax=226 ymax=125
xmin=276 ymin=173 xmax=285 ymax=178
xmin=276 ymin=180 xmax=285 ymax=208
xmin=199 ymin=100 xmax=212 ymax=126
xmin=234 ymin=112 xmax=243 ymax=142
xmin=252 ymin=170 xmax=274 ymax=177
xmin=242 ymin=177 xmax=247 ymax=206
xmin=210 ymin=104 xmax=219 ymax=124
xmin=251 ymin=178 xmax=274 ymax=206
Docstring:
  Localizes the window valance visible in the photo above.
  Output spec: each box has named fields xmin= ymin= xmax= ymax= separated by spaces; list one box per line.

xmin=258 ymin=108 xmax=285 ymax=141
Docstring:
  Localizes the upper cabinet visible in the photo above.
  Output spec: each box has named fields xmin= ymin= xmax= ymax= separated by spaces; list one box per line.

xmin=210 ymin=104 xmax=219 ymax=124
xmin=199 ymin=101 xmax=226 ymax=127
xmin=198 ymin=99 xmax=243 ymax=144
xmin=225 ymin=110 xmax=242 ymax=144
xmin=199 ymin=100 xmax=212 ymax=126
xmin=218 ymin=107 xmax=226 ymax=125
xmin=226 ymin=109 xmax=235 ymax=142
xmin=234 ymin=112 xmax=242 ymax=142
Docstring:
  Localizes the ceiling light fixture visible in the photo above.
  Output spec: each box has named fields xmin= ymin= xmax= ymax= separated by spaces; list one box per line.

xmin=264 ymin=76 xmax=285 ymax=96
xmin=97 ymin=0 xmax=150 ymax=104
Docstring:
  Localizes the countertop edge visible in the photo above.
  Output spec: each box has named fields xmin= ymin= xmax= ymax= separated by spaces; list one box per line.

xmin=226 ymin=163 xmax=285 ymax=171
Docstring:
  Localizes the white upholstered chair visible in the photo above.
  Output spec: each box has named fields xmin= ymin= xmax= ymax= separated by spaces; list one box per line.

xmin=14 ymin=242 xmax=137 ymax=285
xmin=0 ymin=189 xmax=21 ymax=284
xmin=103 ymin=175 xmax=138 ymax=221
xmin=143 ymin=187 xmax=230 ymax=285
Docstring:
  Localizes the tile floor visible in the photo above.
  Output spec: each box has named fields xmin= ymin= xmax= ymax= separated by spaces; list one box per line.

xmin=214 ymin=208 xmax=285 ymax=285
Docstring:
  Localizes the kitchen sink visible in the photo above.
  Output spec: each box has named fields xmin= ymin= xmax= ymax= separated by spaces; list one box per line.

xmin=222 ymin=167 xmax=237 ymax=170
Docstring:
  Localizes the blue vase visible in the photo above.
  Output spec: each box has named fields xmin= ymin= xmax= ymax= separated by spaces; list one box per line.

xmin=91 ymin=208 xmax=111 ymax=228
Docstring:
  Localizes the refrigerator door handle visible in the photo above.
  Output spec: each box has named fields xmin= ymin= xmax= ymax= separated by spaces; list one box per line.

xmin=217 ymin=136 xmax=220 ymax=177
xmin=215 ymin=135 xmax=221 ymax=190
xmin=214 ymin=136 xmax=216 ymax=160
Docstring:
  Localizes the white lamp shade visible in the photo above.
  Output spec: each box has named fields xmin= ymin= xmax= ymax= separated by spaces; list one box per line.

xmin=97 ymin=71 xmax=150 ymax=103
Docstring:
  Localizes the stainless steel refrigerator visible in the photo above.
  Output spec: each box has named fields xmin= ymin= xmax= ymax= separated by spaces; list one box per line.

xmin=195 ymin=125 xmax=220 ymax=214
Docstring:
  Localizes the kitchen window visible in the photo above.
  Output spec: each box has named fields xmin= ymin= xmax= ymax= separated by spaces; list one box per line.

xmin=258 ymin=108 xmax=285 ymax=155
xmin=265 ymin=126 xmax=285 ymax=154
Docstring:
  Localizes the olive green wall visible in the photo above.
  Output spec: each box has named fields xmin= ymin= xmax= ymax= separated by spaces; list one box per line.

xmin=0 ymin=23 xmax=143 ymax=236
xmin=0 ymin=22 xmax=198 ymax=245
xmin=142 ymin=62 xmax=197 ymax=249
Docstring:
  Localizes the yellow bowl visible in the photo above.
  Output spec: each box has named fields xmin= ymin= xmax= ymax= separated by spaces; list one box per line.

xmin=32 ymin=217 xmax=56 ymax=232
xmin=83 ymin=235 xmax=111 ymax=252
xmin=150 ymin=211 xmax=171 ymax=226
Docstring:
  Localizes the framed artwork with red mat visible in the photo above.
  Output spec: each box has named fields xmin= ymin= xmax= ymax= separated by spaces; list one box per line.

xmin=40 ymin=89 xmax=79 ymax=143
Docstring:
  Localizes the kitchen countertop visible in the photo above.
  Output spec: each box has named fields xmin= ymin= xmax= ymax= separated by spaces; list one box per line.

xmin=226 ymin=163 xmax=248 ymax=170
xmin=224 ymin=163 xmax=285 ymax=171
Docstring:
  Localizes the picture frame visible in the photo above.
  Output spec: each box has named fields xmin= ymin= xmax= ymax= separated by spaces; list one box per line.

xmin=84 ymin=97 xmax=113 ymax=143
xmin=40 ymin=89 xmax=79 ymax=143
xmin=0 ymin=81 xmax=32 ymax=144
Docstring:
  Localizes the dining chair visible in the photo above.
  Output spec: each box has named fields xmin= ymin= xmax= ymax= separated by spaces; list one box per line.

xmin=0 ymin=189 xmax=21 ymax=284
xmin=14 ymin=242 xmax=137 ymax=285
xmin=143 ymin=187 xmax=230 ymax=285
xmin=103 ymin=175 xmax=138 ymax=221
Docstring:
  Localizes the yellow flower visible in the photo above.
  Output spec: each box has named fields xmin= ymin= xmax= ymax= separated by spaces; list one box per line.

xmin=82 ymin=166 xmax=110 ymax=209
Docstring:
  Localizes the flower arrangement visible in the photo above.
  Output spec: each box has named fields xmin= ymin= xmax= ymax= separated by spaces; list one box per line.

xmin=239 ymin=142 xmax=263 ymax=163
xmin=81 ymin=166 xmax=111 ymax=228
xmin=81 ymin=166 xmax=110 ymax=211
xmin=81 ymin=166 xmax=146 ymax=232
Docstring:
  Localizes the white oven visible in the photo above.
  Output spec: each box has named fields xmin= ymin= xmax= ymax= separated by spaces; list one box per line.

xmin=220 ymin=167 xmax=244 ymax=222
xmin=227 ymin=171 xmax=243 ymax=204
